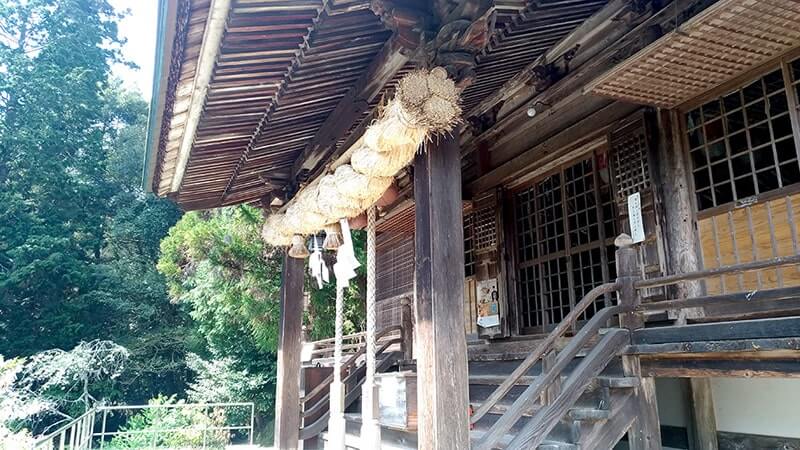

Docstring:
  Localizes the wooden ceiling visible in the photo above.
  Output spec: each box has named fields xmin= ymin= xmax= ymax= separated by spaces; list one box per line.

xmin=149 ymin=0 xmax=611 ymax=210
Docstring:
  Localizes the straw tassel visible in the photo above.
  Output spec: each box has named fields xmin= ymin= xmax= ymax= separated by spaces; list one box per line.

xmin=288 ymin=234 xmax=310 ymax=259
xmin=323 ymin=224 xmax=344 ymax=250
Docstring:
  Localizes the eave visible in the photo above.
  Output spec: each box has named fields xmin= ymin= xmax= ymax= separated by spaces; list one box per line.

xmin=143 ymin=0 xmax=180 ymax=193
xmin=586 ymin=0 xmax=800 ymax=108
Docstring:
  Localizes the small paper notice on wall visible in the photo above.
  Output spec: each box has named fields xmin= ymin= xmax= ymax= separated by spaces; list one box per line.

xmin=628 ymin=192 xmax=645 ymax=244
xmin=476 ymin=278 xmax=500 ymax=329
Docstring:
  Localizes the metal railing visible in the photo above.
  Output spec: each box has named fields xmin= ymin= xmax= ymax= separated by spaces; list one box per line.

xmin=31 ymin=402 xmax=255 ymax=450
xmin=32 ymin=409 xmax=96 ymax=450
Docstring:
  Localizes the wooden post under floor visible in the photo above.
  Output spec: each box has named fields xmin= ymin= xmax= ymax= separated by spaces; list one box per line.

xmin=617 ymin=239 xmax=663 ymax=450
xmin=661 ymin=109 xmax=719 ymax=450
xmin=414 ymin=134 xmax=471 ymax=450
xmin=273 ymin=254 xmax=305 ymax=450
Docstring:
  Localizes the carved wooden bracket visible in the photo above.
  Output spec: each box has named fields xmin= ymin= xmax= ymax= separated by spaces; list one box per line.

xmin=428 ymin=7 xmax=495 ymax=88
xmin=370 ymin=0 xmax=430 ymax=52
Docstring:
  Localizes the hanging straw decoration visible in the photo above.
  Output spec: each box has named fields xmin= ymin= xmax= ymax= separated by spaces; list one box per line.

xmin=262 ymin=214 xmax=293 ymax=247
xmin=323 ymin=223 xmax=344 ymax=250
xmin=316 ymin=174 xmax=363 ymax=219
xmin=259 ymin=67 xmax=461 ymax=247
xmin=288 ymin=234 xmax=310 ymax=259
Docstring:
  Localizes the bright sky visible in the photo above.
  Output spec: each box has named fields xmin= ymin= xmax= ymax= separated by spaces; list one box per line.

xmin=110 ymin=0 xmax=158 ymax=100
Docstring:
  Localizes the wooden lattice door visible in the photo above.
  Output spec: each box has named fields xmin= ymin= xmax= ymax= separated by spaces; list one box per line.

xmin=512 ymin=151 xmax=618 ymax=335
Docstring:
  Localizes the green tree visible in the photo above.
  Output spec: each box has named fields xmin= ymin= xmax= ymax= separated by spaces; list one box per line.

xmin=158 ymin=207 xmax=367 ymax=439
xmin=0 ymin=0 xmax=125 ymax=354
xmin=0 ymin=0 xmax=187 ymax=413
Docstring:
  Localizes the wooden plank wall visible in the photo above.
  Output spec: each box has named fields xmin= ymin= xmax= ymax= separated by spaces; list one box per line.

xmin=698 ymin=192 xmax=800 ymax=295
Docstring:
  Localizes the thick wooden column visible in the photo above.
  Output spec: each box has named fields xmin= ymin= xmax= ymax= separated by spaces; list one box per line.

xmin=274 ymin=254 xmax=305 ymax=450
xmin=660 ymin=110 xmax=719 ymax=450
xmin=414 ymin=134 xmax=471 ymax=449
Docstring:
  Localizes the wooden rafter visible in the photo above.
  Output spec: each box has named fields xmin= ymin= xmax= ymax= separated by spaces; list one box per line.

xmin=288 ymin=32 xmax=419 ymax=185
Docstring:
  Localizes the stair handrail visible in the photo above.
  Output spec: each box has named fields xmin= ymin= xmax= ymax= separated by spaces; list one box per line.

xmin=470 ymin=281 xmax=620 ymax=425
xmin=301 ymin=336 xmax=401 ymax=419
xmin=301 ymin=325 xmax=402 ymax=403
xmin=473 ymin=301 xmax=626 ymax=450
xmin=31 ymin=408 xmax=96 ymax=450
xmin=299 ymin=329 xmax=404 ymax=440
xmin=299 ymin=353 xmax=397 ymax=440
xmin=506 ymin=328 xmax=631 ymax=449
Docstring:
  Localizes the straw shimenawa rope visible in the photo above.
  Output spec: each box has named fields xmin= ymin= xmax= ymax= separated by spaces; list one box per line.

xmin=262 ymin=68 xmax=461 ymax=251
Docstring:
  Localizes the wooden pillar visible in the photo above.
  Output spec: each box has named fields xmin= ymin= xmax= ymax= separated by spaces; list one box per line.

xmin=617 ymin=236 xmax=662 ymax=450
xmin=400 ymin=297 xmax=414 ymax=361
xmin=414 ymin=134 xmax=471 ymax=450
xmin=689 ymin=378 xmax=718 ymax=450
xmin=274 ymin=254 xmax=305 ymax=450
xmin=660 ymin=109 xmax=719 ymax=450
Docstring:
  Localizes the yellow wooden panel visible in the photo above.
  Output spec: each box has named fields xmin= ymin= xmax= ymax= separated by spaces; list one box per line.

xmin=730 ymin=208 xmax=759 ymax=291
xmin=698 ymin=193 xmax=800 ymax=295
xmin=464 ymin=278 xmax=477 ymax=335
xmin=698 ymin=216 xmax=722 ymax=294
xmin=769 ymin=196 xmax=800 ymax=288
xmin=714 ymin=214 xmax=739 ymax=292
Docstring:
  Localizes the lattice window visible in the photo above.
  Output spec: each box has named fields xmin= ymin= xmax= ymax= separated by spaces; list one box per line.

xmin=517 ymin=265 xmax=542 ymax=329
xmin=473 ymin=194 xmax=498 ymax=253
xmin=541 ymin=257 xmax=570 ymax=325
xmin=376 ymin=234 xmax=414 ymax=302
xmin=513 ymin=153 xmax=617 ymax=333
xmin=464 ymin=212 xmax=475 ymax=278
xmin=536 ymin=174 xmax=565 ymax=257
xmin=611 ymin=125 xmax=650 ymax=202
xmin=571 ymin=248 xmax=606 ymax=320
xmin=686 ymin=67 xmax=799 ymax=211
xmin=565 ymin=160 xmax=600 ymax=248
xmin=793 ymin=58 xmax=800 ymax=106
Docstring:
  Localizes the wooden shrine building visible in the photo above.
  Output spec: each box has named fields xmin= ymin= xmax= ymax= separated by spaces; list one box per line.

xmin=145 ymin=0 xmax=800 ymax=448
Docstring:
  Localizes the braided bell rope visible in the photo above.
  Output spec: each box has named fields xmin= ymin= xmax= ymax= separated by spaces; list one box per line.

xmin=332 ymin=285 xmax=344 ymax=409
xmin=364 ymin=206 xmax=378 ymax=414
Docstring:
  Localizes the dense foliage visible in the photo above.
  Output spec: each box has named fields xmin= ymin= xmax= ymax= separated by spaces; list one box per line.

xmin=0 ymin=0 xmax=186 ymax=433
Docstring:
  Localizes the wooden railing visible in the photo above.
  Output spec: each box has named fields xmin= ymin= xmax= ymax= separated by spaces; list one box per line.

xmin=472 ymin=234 xmax=800 ymax=449
xmin=472 ymin=286 xmax=626 ymax=450
xmin=307 ymin=331 xmax=367 ymax=360
xmin=470 ymin=282 xmax=622 ymax=425
xmin=298 ymin=325 xmax=406 ymax=440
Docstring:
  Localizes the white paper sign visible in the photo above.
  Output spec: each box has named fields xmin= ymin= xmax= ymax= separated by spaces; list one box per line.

xmin=627 ymin=192 xmax=645 ymax=244
xmin=477 ymin=315 xmax=501 ymax=328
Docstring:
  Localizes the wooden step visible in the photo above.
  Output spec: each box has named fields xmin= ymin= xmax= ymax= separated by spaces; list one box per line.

xmin=566 ymin=407 xmax=611 ymax=421
xmin=471 ymin=400 xmax=611 ymax=423
xmin=469 ymin=374 xmax=538 ymax=385
xmin=596 ymin=376 xmax=639 ymax=388
xmin=471 ymin=430 xmax=578 ymax=449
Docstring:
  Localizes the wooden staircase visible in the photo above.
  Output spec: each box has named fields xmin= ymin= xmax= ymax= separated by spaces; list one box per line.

xmin=469 ymin=337 xmax=638 ymax=449
xmin=469 ymin=282 xmax=642 ymax=450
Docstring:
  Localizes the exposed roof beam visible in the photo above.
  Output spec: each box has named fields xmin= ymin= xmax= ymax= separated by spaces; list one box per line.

xmin=170 ymin=0 xmax=232 ymax=193
xmin=289 ymin=34 xmax=416 ymax=183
